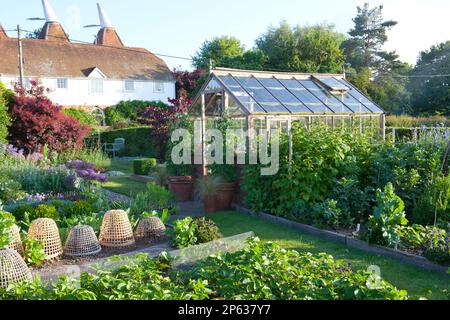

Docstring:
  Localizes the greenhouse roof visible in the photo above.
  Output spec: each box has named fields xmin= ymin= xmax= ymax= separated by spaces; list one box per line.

xmin=192 ymin=68 xmax=385 ymax=116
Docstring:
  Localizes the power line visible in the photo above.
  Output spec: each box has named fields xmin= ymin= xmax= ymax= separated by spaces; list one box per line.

xmin=3 ymin=28 xmax=450 ymax=77
xmin=4 ymin=27 xmax=194 ymax=62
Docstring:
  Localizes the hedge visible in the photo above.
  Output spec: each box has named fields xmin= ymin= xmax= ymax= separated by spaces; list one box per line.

xmin=99 ymin=127 xmax=160 ymax=158
xmin=133 ymin=158 xmax=157 ymax=175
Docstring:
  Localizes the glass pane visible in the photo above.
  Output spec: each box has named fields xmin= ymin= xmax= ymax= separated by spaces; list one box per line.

xmin=218 ymin=76 xmax=265 ymax=113
xmin=235 ymin=77 xmax=290 ymax=113
xmin=314 ymin=77 xmax=349 ymax=91
xmin=205 ymin=78 xmax=223 ymax=92
xmin=278 ymin=79 xmax=331 ymax=113
xmin=227 ymin=95 xmax=247 ymax=117
xmin=333 ymin=92 xmax=372 ymax=113
xmin=340 ymin=79 xmax=384 ymax=113
xmin=257 ymin=78 xmax=311 ymax=113
xmin=298 ymin=80 xmax=352 ymax=113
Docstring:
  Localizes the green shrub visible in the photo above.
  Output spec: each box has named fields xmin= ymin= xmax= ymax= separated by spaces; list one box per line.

xmin=0 ymin=210 xmax=15 ymax=249
xmin=194 ymin=217 xmax=222 ymax=244
xmin=311 ymin=200 xmax=347 ymax=229
xmin=0 ymin=175 xmax=24 ymax=202
xmin=130 ymin=183 xmax=174 ymax=216
xmin=169 ymin=217 xmax=222 ymax=249
xmin=411 ymin=175 xmax=449 ymax=226
xmin=62 ymin=108 xmax=97 ymax=127
xmin=363 ymin=183 xmax=409 ymax=247
xmin=22 ymin=237 xmax=46 ymax=267
xmin=30 ymin=204 xmax=60 ymax=221
xmin=99 ymin=127 xmax=160 ymax=158
xmin=64 ymin=200 xmax=98 ymax=218
xmin=330 ymin=178 xmax=374 ymax=224
xmin=0 ymin=82 xmax=13 ymax=143
xmin=10 ymin=204 xmax=34 ymax=222
xmin=242 ymin=124 xmax=369 ymax=216
xmin=169 ymin=217 xmax=197 ymax=249
xmin=62 ymin=212 xmax=104 ymax=235
xmin=105 ymin=100 xmax=168 ymax=126
xmin=133 ymin=158 xmax=157 ymax=175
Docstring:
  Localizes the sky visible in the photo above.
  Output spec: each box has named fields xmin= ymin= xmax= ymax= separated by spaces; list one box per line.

xmin=1 ymin=0 xmax=449 ymax=70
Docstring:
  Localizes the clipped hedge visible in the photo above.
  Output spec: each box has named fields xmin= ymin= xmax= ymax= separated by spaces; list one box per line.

xmin=99 ymin=127 xmax=160 ymax=158
xmin=133 ymin=158 xmax=157 ymax=175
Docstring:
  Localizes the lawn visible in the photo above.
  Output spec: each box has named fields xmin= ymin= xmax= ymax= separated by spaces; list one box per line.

xmin=102 ymin=160 xmax=147 ymax=197
xmin=208 ymin=211 xmax=450 ymax=300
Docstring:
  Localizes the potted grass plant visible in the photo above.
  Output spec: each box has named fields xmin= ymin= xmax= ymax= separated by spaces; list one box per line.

xmin=195 ymin=176 xmax=223 ymax=214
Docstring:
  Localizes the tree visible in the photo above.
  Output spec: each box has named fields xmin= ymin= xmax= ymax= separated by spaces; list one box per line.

xmin=173 ymin=68 xmax=207 ymax=99
xmin=26 ymin=28 xmax=42 ymax=39
xmin=409 ymin=41 xmax=450 ymax=115
xmin=256 ymin=21 xmax=346 ymax=73
xmin=255 ymin=21 xmax=298 ymax=71
xmin=8 ymin=81 xmax=89 ymax=153
xmin=220 ymin=49 xmax=268 ymax=71
xmin=341 ymin=2 xmax=398 ymax=74
xmin=192 ymin=36 xmax=245 ymax=70
xmin=342 ymin=2 xmax=411 ymax=114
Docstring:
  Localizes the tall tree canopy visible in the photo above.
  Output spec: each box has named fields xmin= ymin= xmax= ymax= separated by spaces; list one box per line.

xmin=256 ymin=22 xmax=345 ymax=73
xmin=342 ymin=2 xmax=411 ymax=114
xmin=409 ymin=41 xmax=450 ymax=116
xmin=192 ymin=36 xmax=245 ymax=70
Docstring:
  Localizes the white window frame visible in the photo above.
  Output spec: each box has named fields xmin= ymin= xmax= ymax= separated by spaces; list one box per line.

xmin=57 ymin=78 xmax=68 ymax=90
xmin=153 ymin=82 xmax=165 ymax=94
xmin=89 ymin=79 xmax=104 ymax=95
xmin=124 ymin=80 xmax=135 ymax=92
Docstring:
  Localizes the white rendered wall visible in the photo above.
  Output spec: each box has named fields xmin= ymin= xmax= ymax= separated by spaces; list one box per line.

xmin=0 ymin=75 xmax=175 ymax=108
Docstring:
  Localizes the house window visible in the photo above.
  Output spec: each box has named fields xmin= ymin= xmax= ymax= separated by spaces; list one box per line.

xmin=57 ymin=78 xmax=68 ymax=89
xmin=89 ymin=79 xmax=103 ymax=95
xmin=154 ymin=82 xmax=164 ymax=93
xmin=124 ymin=80 xmax=135 ymax=92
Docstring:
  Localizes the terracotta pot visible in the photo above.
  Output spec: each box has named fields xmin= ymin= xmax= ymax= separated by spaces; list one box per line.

xmin=215 ymin=182 xmax=236 ymax=211
xmin=203 ymin=195 xmax=217 ymax=214
xmin=169 ymin=176 xmax=194 ymax=201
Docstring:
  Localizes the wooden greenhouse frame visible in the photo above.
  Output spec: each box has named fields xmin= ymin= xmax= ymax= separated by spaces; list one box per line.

xmin=190 ymin=68 xmax=386 ymax=173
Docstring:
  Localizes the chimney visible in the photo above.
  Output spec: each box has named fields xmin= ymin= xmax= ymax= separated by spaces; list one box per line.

xmin=96 ymin=3 xmax=124 ymax=47
xmin=0 ymin=24 xmax=7 ymax=39
xmin=39 ymin=0 xmax=69 ymax=42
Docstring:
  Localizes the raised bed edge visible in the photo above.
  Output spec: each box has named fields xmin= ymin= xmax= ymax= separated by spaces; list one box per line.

xmin=232 ymin=204 xmax=449 ymax=275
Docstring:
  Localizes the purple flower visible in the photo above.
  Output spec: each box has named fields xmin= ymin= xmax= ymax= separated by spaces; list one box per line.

xmin=67 ymin=160 xmax=96 ymax=171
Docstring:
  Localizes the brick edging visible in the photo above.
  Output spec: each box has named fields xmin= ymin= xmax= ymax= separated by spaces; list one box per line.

xmin=232 ymin=204 xmax=449 ymax=275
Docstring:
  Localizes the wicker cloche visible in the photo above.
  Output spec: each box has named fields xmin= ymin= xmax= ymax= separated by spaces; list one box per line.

xmin=99 ymin=210 xmax=135 ymax=249
xmin=28 ymin=218 xmax=63 ymax=260
xmin=8 ymin=225 xmax=24 ymax=255
xmin=64 ymin=225 xmax=102 ymax=257
xmin=135 ymin=217 xmax=167 ymax=243
xmin=0 ymin=249 xmax=32 ymax=289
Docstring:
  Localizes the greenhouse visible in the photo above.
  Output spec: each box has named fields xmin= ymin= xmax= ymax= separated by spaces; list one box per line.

xmin=190 ymin=68 xmax=387 ymax=164
xmin=191 ymin=68 xmax=386 ymax=132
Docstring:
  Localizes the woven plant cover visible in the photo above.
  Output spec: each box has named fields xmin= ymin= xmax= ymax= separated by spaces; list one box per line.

xmin=64 ymin=225 xmax=102 ymax=257
xmin=99 ymin=210 xmax=135 ymax=249
xmin=0 ymin=249 xmax=32 ymax=289
xmin=135 ymin=217 xmax=167 ymax=243
xmin=28 ymin=218 xmax=63 ymax=260
xmin=8 ymin=225 xmax=24 ymax=255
